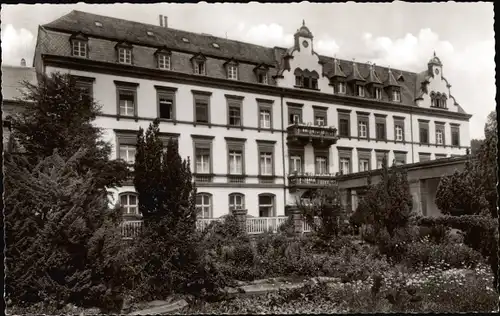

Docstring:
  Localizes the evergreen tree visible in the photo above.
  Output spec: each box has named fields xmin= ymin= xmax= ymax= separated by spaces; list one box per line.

xmin=9 ymin=72 xmax=128 ymax=189
xmin=353 ymin=157 xmax=414 ymax=238
xmin=129 ymin=119 xmax=203 ymax=301
xmin=5 ymin=150 xmax=127 ymax=312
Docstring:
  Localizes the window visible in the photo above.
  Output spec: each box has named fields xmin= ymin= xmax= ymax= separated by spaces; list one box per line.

xmin=340 ymin=158 xmax=350 ymax=175
xmin=119 ymin=144 xmax=136 ymax=166
xmin=419 ymin=153 xmax=431 ymax=162
xmin=313 ymin=107 xmax=327 ymax=126
xmin=228 ymin=150 xmax=243 ymax=174
xmin=436 ymin=129 xmax=444 ymax=145
xmin=258 ymin=73 xmax=268 ymax=84
xmin=311 ymin=78 xmax=318 ymax=90
xmin=258 ymin=100 xmax=273 ymax=129
xmin=194 ymin=61 xmax=205 ymax=75
xmin=258 ymin=140 xmax=275 ymax=177
xmin=357 ymin=85 xmax=365 ymax=97
xmin=229 ymin=193 xmax=245 ymax=211
xmin=451 ymin=125 xmax=460 ymax=146
xmin=156 ymin=87 xmax=176 ymax=120
xmin=72 ymin=40 xmax=87 ymax=58
xmin=120 ymin=193 xmax=138 ymax=215
xmin=376 ymin=123 xmax=386 ymax=140
xmin=376 ymin=151 xmax=388 ymax=169
xmin=73 ymin=76 xmax=95 ymax=99
xmin=227 ymin=65 xmax=238 ymax=80
xmin=115 ymin=81 xmax=138 ymax=118
xmin=394 ymin=118 xmax=405 ymax=142
xmin=303 ymin=77 xmax=310 ymax=89
xmin=419 ymin=121 xmax=429 ymax=144
xmin=358 ymin=121 xmax=367 ymax=138
xmin=193 ymin=92 xmax=211 ymax=124
xmin=195 ymin=148 xmax=210 ymax=173
xmin=260 ymin=152 xmax=273 ymax=175
xmin=315 ymin=156 xmax=328 ymax=174
xmin=375 ymin=115 xmax=387 ymax=140
xmin=196 ymin=193 xmax=212 ymax=218
xmin=118 ymin=47 xmax=132 ymax=64
xmin=392 ymin=89 xmax=401 ymax=102
xmin=394 ymin=151 xmax=406 ymax=165
xmin=374 ymin=87 xmax=382 ymax=100
xmin=338 ymin=82 xmax=346 ymax=94
xmin=289 ymin=155 xmax=302 ymax=173
xmin=258 ymin=194 xmax=275 ymax=217
xmin=227 ymin=99 xmax=242 ymax=126
xmin=158 ymin=54 xmax=171 ymax=70
xmin=288 ymin=106 xmax=302 ymax=125
xmin=295 ymin=76 xmax=303 ymax=87
xmin=359 ymin=159 xmax=370 ymax=172
xmin=338 ymin=111 xmax=351 ymax=137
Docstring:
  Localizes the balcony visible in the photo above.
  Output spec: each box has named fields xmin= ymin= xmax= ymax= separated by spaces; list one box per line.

xmin=287 ymin=123 xmax=339 ymax=147
xmin=288 ymin=172 xmax=338 ymax=191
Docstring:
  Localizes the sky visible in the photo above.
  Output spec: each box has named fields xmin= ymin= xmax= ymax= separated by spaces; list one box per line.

xmin=1 ymin=1 xmax=495 ymax=140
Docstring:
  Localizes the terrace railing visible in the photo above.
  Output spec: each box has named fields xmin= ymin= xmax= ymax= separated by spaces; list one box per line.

xmin=288 ymin=173 xmax=338 ymax=189
xmin=287 ymin=123 xmax=339 ymax=147
xmin=246 ymin=216 xmax=289 ymax=234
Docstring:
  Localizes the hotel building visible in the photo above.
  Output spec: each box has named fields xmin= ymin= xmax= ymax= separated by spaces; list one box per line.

xmin=31 ymin=11 xmax=471 ymax=219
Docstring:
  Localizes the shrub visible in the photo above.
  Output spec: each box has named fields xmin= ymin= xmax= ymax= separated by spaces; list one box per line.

xmin=403 ymin=240 xmax=482 ymax=269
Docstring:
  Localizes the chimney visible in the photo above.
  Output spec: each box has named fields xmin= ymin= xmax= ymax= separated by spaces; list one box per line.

xmin=20 ymin=58 xmax=26 ymax=67
xmin=159 ymin=14 xmax=163 ymax=27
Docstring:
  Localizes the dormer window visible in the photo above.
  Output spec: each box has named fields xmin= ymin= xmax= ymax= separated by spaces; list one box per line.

xmin=357 ymin=85 xmax=365 ymax=97
xmin=116 ymin=43 xmax=133 ymax=65
xmin=191 ymin=53 xmax=207 ymax=75
xmin=158 ymin=54 xmax=171 ymax=70
xmin=392 ymin=89 xmax=401 ymax=102
xmin=70 ymin=33 xmax=88 ymax=58
xmin=227 ymin=64 xmax=238 ymax=80
xmin=258 ymin=73 xmax=268 ymax=84
xmin=337 ymin=82 xmax=346 ymax=94
xmin=374 ymin=87 xmax=382 ymax=100
xmin=294 ymin=68 xmax=319 ymax=90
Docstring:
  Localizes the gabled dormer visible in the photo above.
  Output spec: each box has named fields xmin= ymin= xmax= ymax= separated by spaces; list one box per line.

xmin=191 ymin=52 xmax=207 ymax=75
xmin=329 ymin=58 xmax=347 ymax=95
xmin=69 ymin=32 xmax=89 ymax=58
xmin=365 ymin=63 xmax=383 ymax=100
xmin=154 ymin=46 xmax=171 ymax=70
xmin=384 ymin=68 xmax=401 ymax=102
xmin=347 ymin=61 xmax=366 ymax=97
xmin=115 ymin=41 xmax=133 ymax=65
xmin=254 ymin=63 xmax=270 ymax=84
xmin=223 ymin=57 xmax=239 ymax=80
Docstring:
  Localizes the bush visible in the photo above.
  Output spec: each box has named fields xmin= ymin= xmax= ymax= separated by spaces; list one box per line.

xmin=403 ymin=240 xmax=482 ymax=269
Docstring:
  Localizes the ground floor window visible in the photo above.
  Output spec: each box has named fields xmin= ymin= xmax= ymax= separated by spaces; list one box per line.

xmin=196 ymin=193 xmax=212 ymax=218
xmin=229 ymin=193 xmax=245 ymax=210
xmin=120 ymin=193 xmax=139 ymax=215
xmin=258 ymin=194 xmax=275 ymax=217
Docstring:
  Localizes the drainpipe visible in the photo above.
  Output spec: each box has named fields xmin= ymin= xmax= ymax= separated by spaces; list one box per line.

xmin=410 ymin=107 xmax=415 ymax=163
xmin=280 ymin=92 xmax=287 ymax=214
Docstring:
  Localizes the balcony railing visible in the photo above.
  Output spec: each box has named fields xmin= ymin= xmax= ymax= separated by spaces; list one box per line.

xmin=287 ymin=123 xmax=339 ymax=147
xmin=288 ymin=172 xmax=338 ymax=189
xmin=121 ymin=216 xmax=309 ymax=239
xmin=246 ymin=216 xmax=289 ymax=234
xmin=303 ymin=217 xmax=322 ymax=233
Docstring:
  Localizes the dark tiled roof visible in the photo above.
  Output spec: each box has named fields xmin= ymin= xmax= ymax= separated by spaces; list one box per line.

xmin=384 ymin=69 xmax=399 ymax=87
xmin=346 ymin=61 xmax=365 ymax=82
xmin=43 ymin=10 xmax=277 ymax=66
xmin=321 ymin=58 xmax=346 ymax=78
xmin=1 ymin=65 xmax=37 ymax=100
xmin=365 ymin=64 xmax=383 ymax=85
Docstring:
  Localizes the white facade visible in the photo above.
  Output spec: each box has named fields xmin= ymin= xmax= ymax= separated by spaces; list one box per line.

xmin=35 ymin=12 xmax=471 ymax=218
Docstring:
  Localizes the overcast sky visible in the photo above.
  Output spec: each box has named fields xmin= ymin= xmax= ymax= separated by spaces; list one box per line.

xmin=1 ymin=1 xmax=495 ymax=140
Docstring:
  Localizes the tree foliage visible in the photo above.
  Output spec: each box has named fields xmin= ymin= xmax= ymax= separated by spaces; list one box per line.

xmin=128 ymin=119 xmax=208 ymax=301
xmin=8 ymin=71 xmax=128 ymax=189
xmin=433 ymin=110 xmax=498 ymax=291
xmin=351 ymin=157 xmax=414 ymax=238
xmin=5 ymin=151 xmax=126 ymax=312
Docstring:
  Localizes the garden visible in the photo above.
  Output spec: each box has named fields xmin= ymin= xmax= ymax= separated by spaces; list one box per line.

xmin=4 ymin=72 xmax=499 ymax=314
